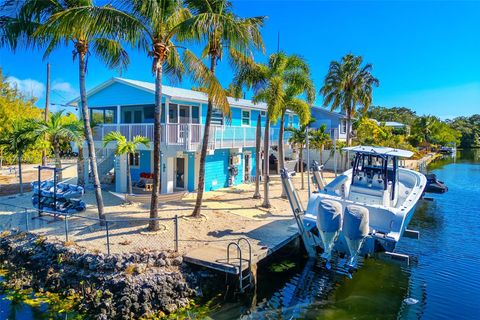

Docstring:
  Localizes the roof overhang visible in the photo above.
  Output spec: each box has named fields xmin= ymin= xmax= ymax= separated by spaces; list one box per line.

xmin=343 ymin=146 xmax=414 ymax=158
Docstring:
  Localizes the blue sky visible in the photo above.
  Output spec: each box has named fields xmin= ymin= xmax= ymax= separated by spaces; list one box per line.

xmin=1 ymin=0 xmax=479 ymax=119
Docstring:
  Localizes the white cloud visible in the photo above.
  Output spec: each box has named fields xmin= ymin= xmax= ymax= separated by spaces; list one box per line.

xmin=52 ymin=80 xmax=79 ymax=101
xmin=6 ymin=76 xmax=45 ymax=99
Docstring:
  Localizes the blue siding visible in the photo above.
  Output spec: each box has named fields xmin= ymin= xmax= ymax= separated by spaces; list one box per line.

xmin=88 ymin=82 xmax=159 ymax=107
xmin=187 ymin=153 xmax=195 ymax=192
xmin=311 ymin=107 xmax=343 ymax=130
xmin=130 ymin=150 xmax=151 ymax=182
xmin=204 ymin=149 xmax=229 ymax=191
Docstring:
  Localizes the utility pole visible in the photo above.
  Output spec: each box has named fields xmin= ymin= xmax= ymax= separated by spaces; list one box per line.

xmin=42 ymin=63 xmax=50 ymax=166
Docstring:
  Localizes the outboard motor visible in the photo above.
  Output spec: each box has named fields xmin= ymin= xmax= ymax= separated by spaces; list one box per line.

xmin=316 ymin=199 xmax=342 ymax=262
xmin=343 ymin=205 xmax=370 ymax=267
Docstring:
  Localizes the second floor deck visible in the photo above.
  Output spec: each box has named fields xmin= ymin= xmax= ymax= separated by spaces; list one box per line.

xmin=94 ymin=123 xmax=292 ymax=152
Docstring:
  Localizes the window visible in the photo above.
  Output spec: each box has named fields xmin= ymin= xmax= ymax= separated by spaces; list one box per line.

xmin=260 ymin=111 xmax=266 ymax=117
xmin=129 ymin=152 xmax=140 ymax=167
xmin=104 ymin=110 xmax=115 ymax=124
xmin=124 ymin=111 xmax=132 ymax=123
xmin=241 ymin=109 xmax=250 ymax=126
xmin=211 ymin=109 xmax=224 ymax=125
xmin=143 ymin=106 xmax=154 ymax=122
xmin=90 ymin=108 xmax=116 ymax=124
xmin=289 ymin=115 xmax=294 ymax=126
xmin=134 ymin=110 xmax=142 ymax=123
xmin=341 ymin=119 xmax=347 ymax=134
xmin=191 ymin=106 xmax=200 ymax=124
xmin=169 ymin=104 xmax=178 ymax=123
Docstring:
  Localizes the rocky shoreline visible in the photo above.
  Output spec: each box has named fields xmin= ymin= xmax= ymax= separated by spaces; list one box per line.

xmin=0 ymin=231 xmax=203 ymax=319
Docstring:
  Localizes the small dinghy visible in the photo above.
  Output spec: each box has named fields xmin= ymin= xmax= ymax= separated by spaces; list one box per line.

xmin=282 ymin=146 xmax=426 ymax=271
xmin=425 ymin=173 xmax=448 ymax=193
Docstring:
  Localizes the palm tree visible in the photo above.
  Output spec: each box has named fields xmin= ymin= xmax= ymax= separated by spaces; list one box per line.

xmin=286 ymin=124 xmax=309 ymax=190
xmin=320 ymin=54 xmax=379 ymax=167
xmin=310 ymin=124 xmax=331 ymax=165
xmin=103 ymin=131 xmax=150 ymax=195
xmin=1 ymin=0 xmax=134 ymax=222
xmin=276 ymin=55 xmax=314 ymax=177
xmin=0 ymin=120 xmax=38 ymax=195
xmin=253 ymin=113 xmax=261 ymax=199
xmin=35 ymin=111 xmax=83 ymax=181
xmin=182 ymin=0 xmax=265 ymax=217
xmin=233 ymin=52 xmax=311 ymax=207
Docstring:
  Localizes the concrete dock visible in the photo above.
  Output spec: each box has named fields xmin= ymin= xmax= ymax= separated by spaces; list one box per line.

xmin=184 ymin=219 xmax=300 ymax=274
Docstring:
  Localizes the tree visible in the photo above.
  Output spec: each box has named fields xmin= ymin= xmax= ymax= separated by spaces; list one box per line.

xmin=286 ymin=124 xmax=308 ymax=190
xmin=103 ymin=131 xmax=150 ymax=195
xmin=1 ymin=0 xmax=135 ymax=222
xmin=310 ymin=124 xmax=331 ymax=165
xmin=253 ymin=113 xmax=261 ymax=199
xmin=276 ymin=55 xmax=314 ymax=198
xmin=320 ymin=54 xmax=379 ymax=168
xmin=183 ymin=0 xmax=265 ymax=217
xmin=233 ymin=52 xmax=311 ymax=207
xmin=0 ymin=68 xmax=44 ymax=166
xmin=0 ymin=120 xmax=38 ymax=194
xmin=35 ymin=111 xmax=83 ymax=181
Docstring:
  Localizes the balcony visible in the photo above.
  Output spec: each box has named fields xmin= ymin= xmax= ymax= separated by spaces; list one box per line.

xmin=93 ymin=123 xmax=290 ymax=151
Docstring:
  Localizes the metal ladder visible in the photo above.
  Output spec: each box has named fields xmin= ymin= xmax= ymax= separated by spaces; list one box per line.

xmin=226 ymin=237 xmax=252 ymax=293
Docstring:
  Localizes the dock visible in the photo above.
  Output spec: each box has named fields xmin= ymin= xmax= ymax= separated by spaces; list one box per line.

xmin=183 ymin=219 xmax=300 ymax=274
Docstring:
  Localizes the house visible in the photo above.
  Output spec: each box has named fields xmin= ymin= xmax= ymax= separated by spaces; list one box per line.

xmin=371 ymin=119 xmax=410 ymax=135
xmin=69 ymin=77 xmax=300 ymax=194
xmin=310 ymin=106 xmax=348 ymax=141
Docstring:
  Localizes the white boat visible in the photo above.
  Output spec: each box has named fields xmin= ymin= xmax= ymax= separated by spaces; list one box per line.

xmin=281 ymin=146 xmax=426 ymax=269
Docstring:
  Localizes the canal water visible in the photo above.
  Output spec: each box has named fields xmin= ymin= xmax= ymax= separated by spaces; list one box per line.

xmin=208 ymin=149 xmax=480 ymax=319
xmin=1 ymin=150 xmax=479 ymax=319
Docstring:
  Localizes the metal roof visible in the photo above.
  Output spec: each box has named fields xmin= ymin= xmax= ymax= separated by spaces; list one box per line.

xmin=343 ymin=146 xmax=414 ymax=158
xmin=69 ymin=77 xmax=271 ymax=111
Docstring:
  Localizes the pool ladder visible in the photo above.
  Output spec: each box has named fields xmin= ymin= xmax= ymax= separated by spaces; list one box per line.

xmin=227 ymin=237 xmax=252 ymax=293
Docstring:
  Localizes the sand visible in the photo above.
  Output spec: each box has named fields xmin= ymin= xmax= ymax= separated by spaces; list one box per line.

xmin=0 ymin=168 xmax=335 ymax=256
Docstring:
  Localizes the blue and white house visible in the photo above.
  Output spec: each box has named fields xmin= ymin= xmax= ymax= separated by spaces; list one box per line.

xmin=70 ymin=78 xmax=300 ymax=194
xmin=310 ymin=106 xmax=347 ymax=141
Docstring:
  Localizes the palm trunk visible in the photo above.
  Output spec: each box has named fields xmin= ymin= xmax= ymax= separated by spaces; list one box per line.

xmin=300 ymin=148 xmax=304 ymax=190
xmin=320 ymin=144 xmax=324 ymax=165
xmin=79 ymin=50 xmax=105 ymax=222
xmin=127 ymin=153 xmax=132 ymax=195
xmin=253 ymin=114 xmax=261 ymax=199
xmin=18 ymin=152 xmax=23 ymax=195
xmin=149 ymin=64 xmax=163 ymax=231
xmin=192 ymin=56 xmax=216 ymax=217
xmin=262 ymin=117 xmax=271 ymax=208
xmin=278 ymin=110 xmax=286 ymax=198
xmin=77 ymin=144 xmax=85 ymax=187
xmin=53 ymin=142 xmax=62 ymax=181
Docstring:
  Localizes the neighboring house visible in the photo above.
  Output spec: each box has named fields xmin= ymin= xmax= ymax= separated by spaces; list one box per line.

xmin=310 ymin=106 xmax=348 ymax=141
xmin=69 ymin=77 xmax=300 ymax=194
xmin=371 ymin=119 xmax=410 ymax=135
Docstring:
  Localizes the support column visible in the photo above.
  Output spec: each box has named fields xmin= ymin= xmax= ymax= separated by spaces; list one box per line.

xmin=83 ymin=143 xmax=90 ymax=187
xmin=115 ymin=153 xmax=127 ymax=193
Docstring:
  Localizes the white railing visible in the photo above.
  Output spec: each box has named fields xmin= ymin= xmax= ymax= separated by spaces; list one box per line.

xmin=93 ymin=123 xmax=290 ymax=151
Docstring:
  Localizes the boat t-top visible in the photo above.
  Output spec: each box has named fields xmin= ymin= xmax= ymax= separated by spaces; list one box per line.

xmin=281 ymin=146 xmax=426 ymax=270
